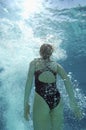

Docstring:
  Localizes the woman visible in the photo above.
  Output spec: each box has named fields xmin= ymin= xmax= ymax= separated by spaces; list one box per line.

xmin=24 ymin=44 xmax=82 ymax=130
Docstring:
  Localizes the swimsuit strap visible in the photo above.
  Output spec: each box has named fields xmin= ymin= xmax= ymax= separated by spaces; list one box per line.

xmin=35 ymin=63 xmax=57 ymax=75
xmin=46 ymin=66 xmax=57 ymax=76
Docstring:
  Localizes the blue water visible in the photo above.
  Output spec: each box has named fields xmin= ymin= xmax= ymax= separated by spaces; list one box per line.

xmin=0 ymin=0 xmax=86 ymax=130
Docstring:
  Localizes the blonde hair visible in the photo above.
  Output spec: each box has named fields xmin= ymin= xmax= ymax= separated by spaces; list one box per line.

xmin=40 ymin=44 xmax=54 ymax=59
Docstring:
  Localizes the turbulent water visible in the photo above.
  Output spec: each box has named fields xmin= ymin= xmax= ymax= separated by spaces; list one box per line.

xmin=0 ymin=0 xmax=86 ymax=130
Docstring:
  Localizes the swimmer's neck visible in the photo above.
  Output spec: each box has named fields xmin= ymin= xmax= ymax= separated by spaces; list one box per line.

xmin=40 ymin=57 xmax=51 ymax=62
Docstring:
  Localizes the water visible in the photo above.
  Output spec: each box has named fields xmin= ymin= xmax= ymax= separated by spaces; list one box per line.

xmin=0 ymin=0 xmax=86 ymax=130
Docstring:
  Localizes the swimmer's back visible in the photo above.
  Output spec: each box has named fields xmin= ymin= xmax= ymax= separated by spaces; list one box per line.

xmin=33 ymin=58 xmax=58 ymax=83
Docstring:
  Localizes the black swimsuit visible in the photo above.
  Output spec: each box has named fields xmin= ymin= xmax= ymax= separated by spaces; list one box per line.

xmin=34 ymin=67 xmax=61 ymax=110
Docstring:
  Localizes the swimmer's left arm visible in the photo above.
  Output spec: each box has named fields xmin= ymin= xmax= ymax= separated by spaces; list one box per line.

xmin=24 ymin=61 xmax=35 ymax=120
xmin=57 ymin=63 xmax=82 ymax=119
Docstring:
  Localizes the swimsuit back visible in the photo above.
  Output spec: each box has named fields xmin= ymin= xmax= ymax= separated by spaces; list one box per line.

xmin=34 ymin=64 xmax=60 ymax=110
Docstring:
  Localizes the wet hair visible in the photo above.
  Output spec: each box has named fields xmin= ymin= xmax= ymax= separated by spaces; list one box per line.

xmin=40 ymin=44 xmax=54 ymax=59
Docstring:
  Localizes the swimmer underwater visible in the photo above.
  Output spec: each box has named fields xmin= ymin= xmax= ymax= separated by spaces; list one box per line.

xmin=24 ymin=44 xmax=82 ymax=130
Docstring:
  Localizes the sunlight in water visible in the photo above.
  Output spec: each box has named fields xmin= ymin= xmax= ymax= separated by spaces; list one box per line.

xmin=20 ymin=0 xmax=43 ymax=19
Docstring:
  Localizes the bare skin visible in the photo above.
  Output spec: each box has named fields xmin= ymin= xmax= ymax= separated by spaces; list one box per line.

xmin=24 ymin=58 xmax=82 ymax=130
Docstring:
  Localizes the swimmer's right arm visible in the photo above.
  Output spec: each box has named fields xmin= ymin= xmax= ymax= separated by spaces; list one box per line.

xmin=56 ymin=64 xmax=75 ymax=101
xmin=57 ymin=63 xmax=82 ymax=119
xmin=24 ymin=60 xmax=35 ymax=120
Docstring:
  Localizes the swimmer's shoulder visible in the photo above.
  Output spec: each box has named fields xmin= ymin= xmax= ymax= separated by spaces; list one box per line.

xmin=50 ymin=60 xmax=63 ymax=73
xmin=30 ymin=58 xmax=41 ymax=67
xmin=32 ymin=58 xmax=41 ymax=62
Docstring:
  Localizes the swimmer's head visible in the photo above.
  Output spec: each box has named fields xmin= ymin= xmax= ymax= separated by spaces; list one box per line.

xmin=40 ymin=44 xmax=54 ymax=59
